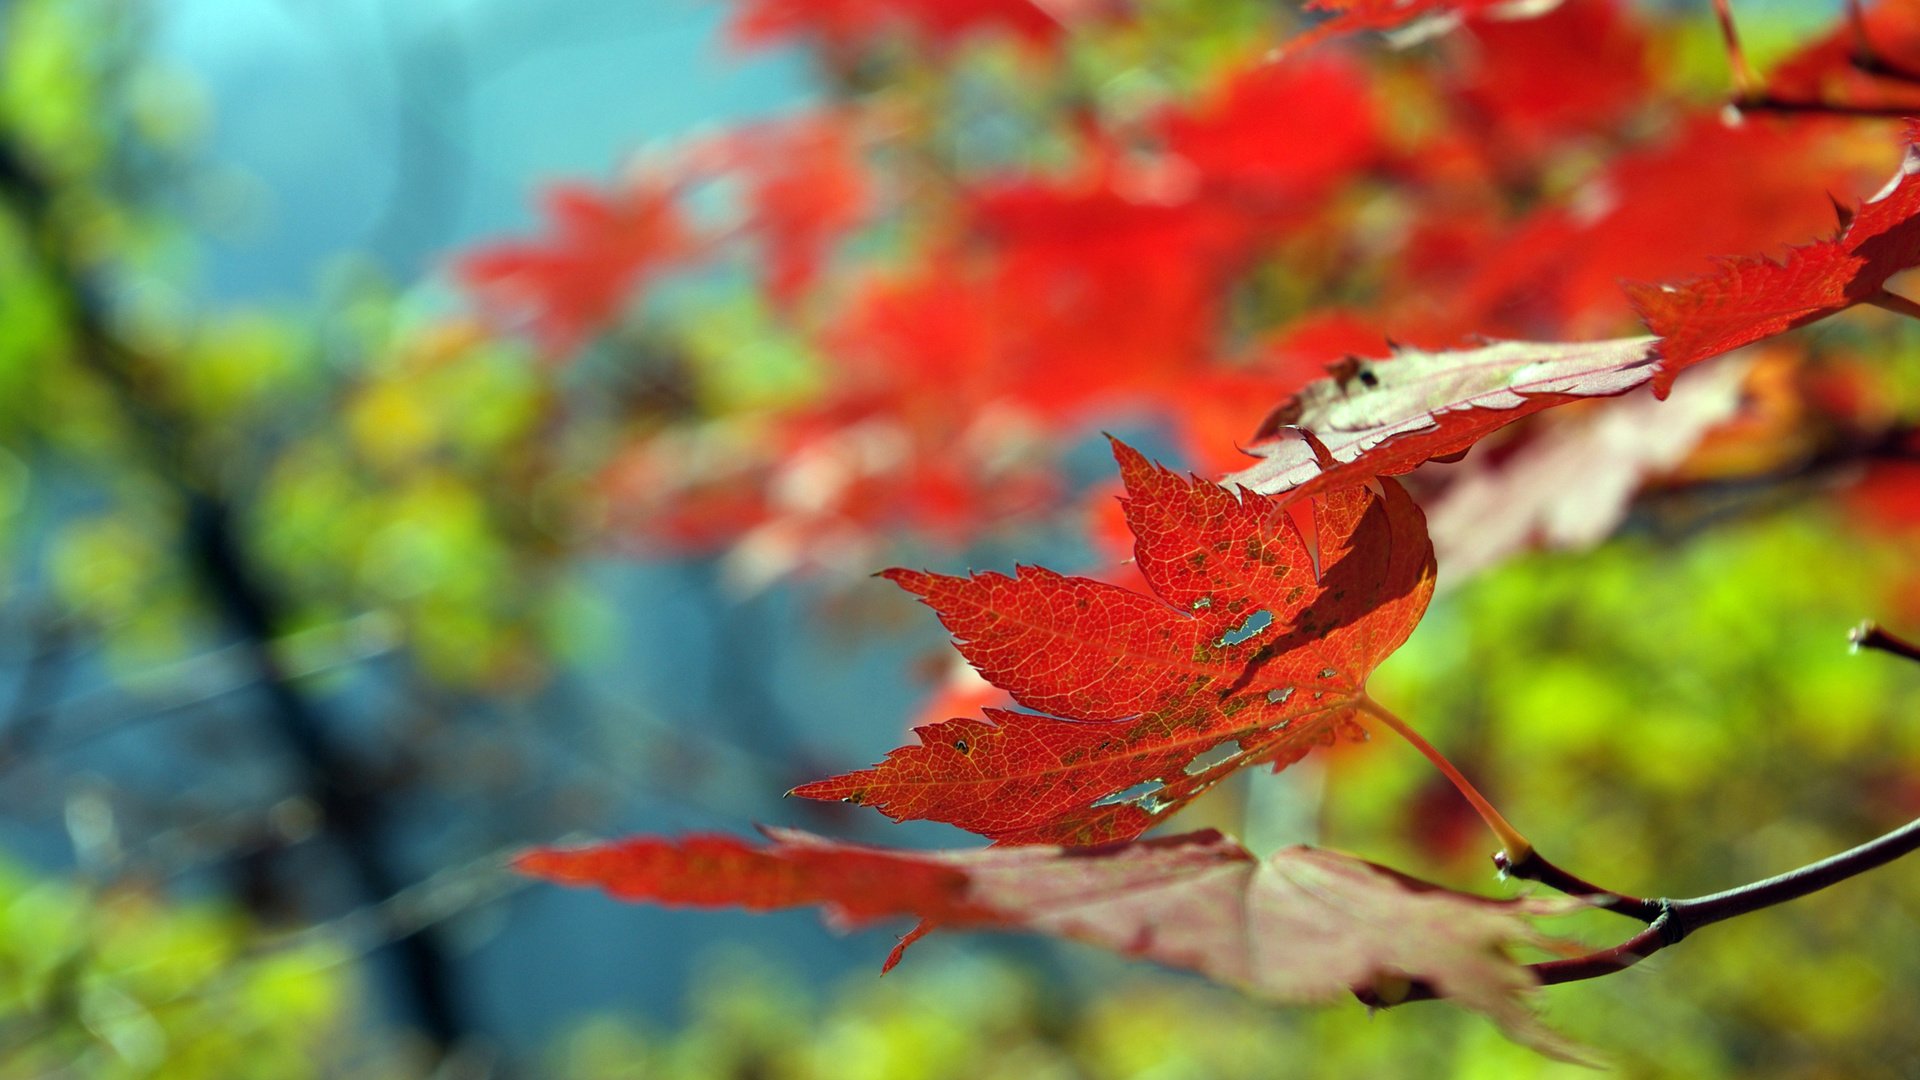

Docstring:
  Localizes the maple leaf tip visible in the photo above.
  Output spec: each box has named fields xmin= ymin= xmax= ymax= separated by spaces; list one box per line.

xmin=1105 ymin=435 xmax=1147 ymax=466
xmin=878 ymin=567 xmax=933 ymax=595
xmin=1108 ymin=438 xmax=1170 ymax=495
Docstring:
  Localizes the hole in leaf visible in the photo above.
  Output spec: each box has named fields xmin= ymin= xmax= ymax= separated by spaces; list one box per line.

xmin=1184 ymin=740 xmax=1242 ymax=776
xmin=1216 ymin=608 xmax=1273 ymax=647
xmin=1092 ymin=780 xmax=1165 ymax=809
xmin=1267 ymin=686 xmax=1295 ymax=705
xmin=1318 ymin=667 xmax=1337 ymax=679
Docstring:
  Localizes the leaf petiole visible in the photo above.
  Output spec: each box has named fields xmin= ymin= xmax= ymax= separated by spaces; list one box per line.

xmin=1868 ymin=290 xmax=1920 ymax=324
xmin=1713 ymin=0 xmax=1759 ymax=100
xmin=1358 ymin=696 xmax=1533 ymax=862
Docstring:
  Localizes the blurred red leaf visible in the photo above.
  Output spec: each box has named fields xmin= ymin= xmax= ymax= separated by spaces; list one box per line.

xmin=1766 ymin=0 xmax=1920 ymax=113
xmin=730 ymin=0 xmax=1076 ymax=53
xmin=458 ymin=180 xmax=699 ymax=357
xmin=517 ymin=829 xmax=983 ymax=921
xmin=1444 ymin=0 xmax=1649 ymax=160
xmin=726 ymin=112 xmax=872 ymax=306
xmin=1157 ymin=52 xmax=1384 ymax=209
xmin=1421 ymin=117 xmax=1890 ymax=341
xmin=1419 ymin=355 xmax=1752 ymax=582
xmin=1233 ymin=140 xmax=1920 ymax=499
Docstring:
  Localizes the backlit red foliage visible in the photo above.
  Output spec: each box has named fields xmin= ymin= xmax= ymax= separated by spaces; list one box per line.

xmin=505 ymin=0 xmax=1920 ymax=1052
xmin=1631 ymin=143 xmax=1920 ymax=394
xmin=1766 ymin=0 xmax=1920 ymax=114
xmin=458 ymin=180 xmax=698 ymax=357
xmin=793 ymin=441 xmax=1434 ymax=844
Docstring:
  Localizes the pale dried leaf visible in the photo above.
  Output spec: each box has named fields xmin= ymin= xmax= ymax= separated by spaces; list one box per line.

xmin=1422 ymin=352 xmax=1753 ymax=584
xmin=1226 ymin=336 xmax=1659 ymax=498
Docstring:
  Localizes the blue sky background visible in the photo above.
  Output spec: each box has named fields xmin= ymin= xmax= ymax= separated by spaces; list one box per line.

xmin=153 ymin=0 xmax=812 ymax=301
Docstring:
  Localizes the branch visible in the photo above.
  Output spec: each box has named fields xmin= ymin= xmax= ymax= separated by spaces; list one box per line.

xmin=1534 ymin=811 xmax=1920 ymax=985
xmin=1365 ymin=617 xmax=1920 ymax=1008
xmin=1495 ymin=848 xmax=1663 ymax=922
xmin=1729 ymin=95 xmax=1920 ymax=119
xmin=1851 ymin=621 xmax=1920 ymax=666
xmin=1366 ymin=809 xmax=1920 ymax=1007
xmin=1713 ymin=0 xmax=1759 ymax=100
xmin=1673 ymin=814 xmax=1920 ymax=929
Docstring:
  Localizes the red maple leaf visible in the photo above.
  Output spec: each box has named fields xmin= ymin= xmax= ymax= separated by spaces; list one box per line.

xmin=1629 ymin=142 xmax=1920 ymax=396
xmin=457 ymin=179 xmax=698 ymax=357
xmin=791 ymin=440 xmax=1435 ymax=845
xmin=518 ymin=827 xmax=1587 ymax=1059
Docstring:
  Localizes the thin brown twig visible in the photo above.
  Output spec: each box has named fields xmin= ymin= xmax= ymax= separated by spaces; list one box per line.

xmin=1849 ymin=0 xmax=1881 ymax=72
xmin=1731 ymin=96 xmax=1920 ymax=119
xmin=1363 ymin=622 xmax=1920 ymax=1008
xmin=1852 ymin=622 xmax=1920 ymax=666
xmin=1842 ymin=0 xmax=1920 ymax=84
xmin=1495 ymin=848 xmax=1664 ymax=922
xmin=1363 ymin=811 xmax=1920 ymax=1006
xmin=1714 ymin=0 xmax=1759 ymax=101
